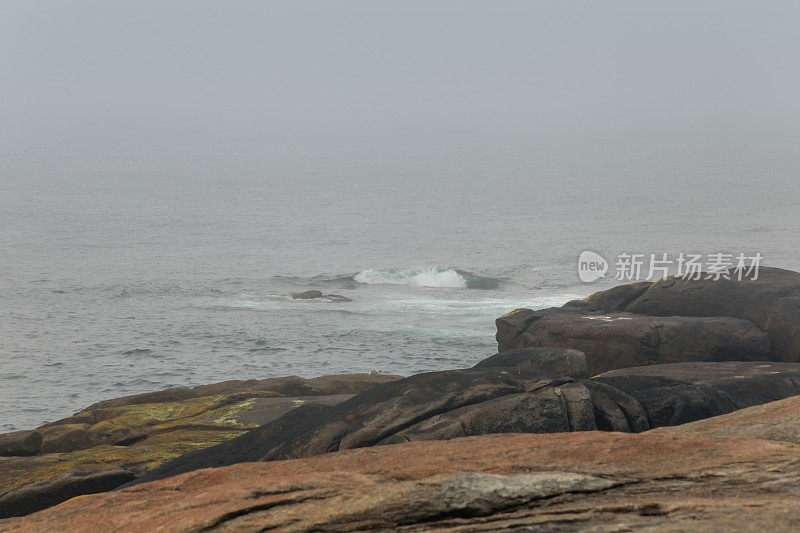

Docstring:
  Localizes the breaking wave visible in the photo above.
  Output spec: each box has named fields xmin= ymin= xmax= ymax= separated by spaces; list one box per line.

xmin=353 ymin=267 xmax=502 ymax=289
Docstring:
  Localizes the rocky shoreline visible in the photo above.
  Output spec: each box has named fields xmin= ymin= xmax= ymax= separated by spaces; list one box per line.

xmin=3 ymin=266 xmax=800 ymax=531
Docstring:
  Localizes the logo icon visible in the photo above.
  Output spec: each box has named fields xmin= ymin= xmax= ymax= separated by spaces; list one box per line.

xmin=578 ymin=250 xmax=608 ymax=282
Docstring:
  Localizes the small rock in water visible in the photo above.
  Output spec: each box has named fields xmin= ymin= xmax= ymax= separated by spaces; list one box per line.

xmin=325 ymin=294 xmax=352 ymax=302
xmin=291 ymin=290 xmax=351 ymax=302
xmin=291 ymin=290 xmax=323 ymax=299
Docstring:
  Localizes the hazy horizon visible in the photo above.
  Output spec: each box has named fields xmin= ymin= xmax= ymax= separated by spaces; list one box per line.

xmin=3 ymin=1 xmax=799 ymax=159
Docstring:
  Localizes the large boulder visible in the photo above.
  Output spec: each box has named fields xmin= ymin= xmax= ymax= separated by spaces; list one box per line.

xmin=473 ymin=346 xmax=589 ymax=378
xmin=574 ymin=280 xmax=654 ymax=312
xmin=623 ymin=266 xmax=800 ymax=318
xmin=502 ymin=266 xmax=800 ymax=367
xmin=620 ymin=267 xmax=800 ymax=361
xmin=496 ymin=308 xmax=771 ymax=375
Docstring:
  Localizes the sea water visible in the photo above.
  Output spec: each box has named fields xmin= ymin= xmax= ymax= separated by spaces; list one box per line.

xmin=2 ymin=136 xmax=799 ymax=430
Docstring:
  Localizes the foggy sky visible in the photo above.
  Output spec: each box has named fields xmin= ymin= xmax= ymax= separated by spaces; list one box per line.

xmin=2 ymin=1 xmax=799 ymax=156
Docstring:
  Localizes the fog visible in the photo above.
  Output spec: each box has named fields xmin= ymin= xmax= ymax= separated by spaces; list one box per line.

xmin=2 ymin=1 xmax=799 ymax=159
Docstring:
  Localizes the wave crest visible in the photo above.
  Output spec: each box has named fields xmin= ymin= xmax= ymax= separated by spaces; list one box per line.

xmin=273 ymin=268 xmax=503 ymax=290
xmin=354 ymin=267 xmax=495 ymax=289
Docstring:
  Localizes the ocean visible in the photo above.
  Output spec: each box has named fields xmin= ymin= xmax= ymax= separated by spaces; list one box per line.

xmin=2 ymin=135 xmax=798 ymax=430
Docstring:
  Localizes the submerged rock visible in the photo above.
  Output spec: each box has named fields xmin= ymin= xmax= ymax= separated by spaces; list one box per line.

xmin=291 ymin=289 xmax=323 ymax=299
xmin=291 ymin=290 xmax=352 ymax=302
xmin=325 ymin=293 xmax=353 ymax=302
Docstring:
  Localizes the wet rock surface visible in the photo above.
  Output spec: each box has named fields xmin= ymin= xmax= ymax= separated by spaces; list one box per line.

xmin=291 ymin=290 xmax=352 ymax=302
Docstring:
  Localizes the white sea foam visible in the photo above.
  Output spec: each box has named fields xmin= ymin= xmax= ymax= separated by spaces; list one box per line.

xmin=354 ymin=267 xmax=467 ymax=288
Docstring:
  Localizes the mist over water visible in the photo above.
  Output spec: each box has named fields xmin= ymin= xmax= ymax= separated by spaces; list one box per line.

xmin=2 ymin=2 xmax=800 ymax=429
xmin=2 ymin=139 xmax=799 ymax=430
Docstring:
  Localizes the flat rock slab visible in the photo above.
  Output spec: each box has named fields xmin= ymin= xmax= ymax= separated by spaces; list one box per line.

xmin=597 ymin=360 xmax=800 ymax=382
xmin=496 ymin=308 xmax=771 ymax=375
xmin=7 ymin=432 xmax=800 ymax=532
xmin=235 ymin=394 xmax=354 ymax=426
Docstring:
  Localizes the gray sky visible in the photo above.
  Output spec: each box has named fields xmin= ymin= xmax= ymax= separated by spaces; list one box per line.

xmin=2 ymin=1 xmax=799 ymax=156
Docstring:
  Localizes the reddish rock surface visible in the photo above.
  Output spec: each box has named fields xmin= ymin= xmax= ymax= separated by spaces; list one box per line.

xmin=0 ymin=374 xmax=399 ymax=519
xmin=659 ymin=393 xmax=800 ymax=444
xmin=4 ymin=431 xmax=800 ymax=532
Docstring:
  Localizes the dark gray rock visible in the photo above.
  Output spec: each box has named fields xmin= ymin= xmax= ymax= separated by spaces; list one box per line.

xmin=623 ymin=267 xmax=800 ymax=362
xmin=235 ymin=394 xmax=355 ymax=426
xmin=123 ymin=361 xmax=800 ymax=487
xmin=474 ymin=347 xmax=589 ymax=379
xmin=324 ymin=294 xmax=352 ymax=302
xmin=496 ymin=307 xmax=771 ymax=375
xmin=291 ymin=289 xmax=324 ymax=299
xmin=129 ymin=369 xmax=581 ymax=485
xmin=580 ymin=281 xmax=654 ymax=312
xmin=502 ymin=267 xmax=800 ymax=366
xmin=0 ymin=470 xmax=135 ymax=518
xmin=290 ymin=290 xmax=352 ymax=302
xmin=764 ymin=297 xmax=800 ymax=363
xmin=595 ymin=361 xmax=800 ymax=427
xmin=267 ymin=369 xmax=564 ymax=460
xmin=378 ymin=379 xmax=647 ymax=444
xmin=0 ymin=431 xmax=42 ymax=457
